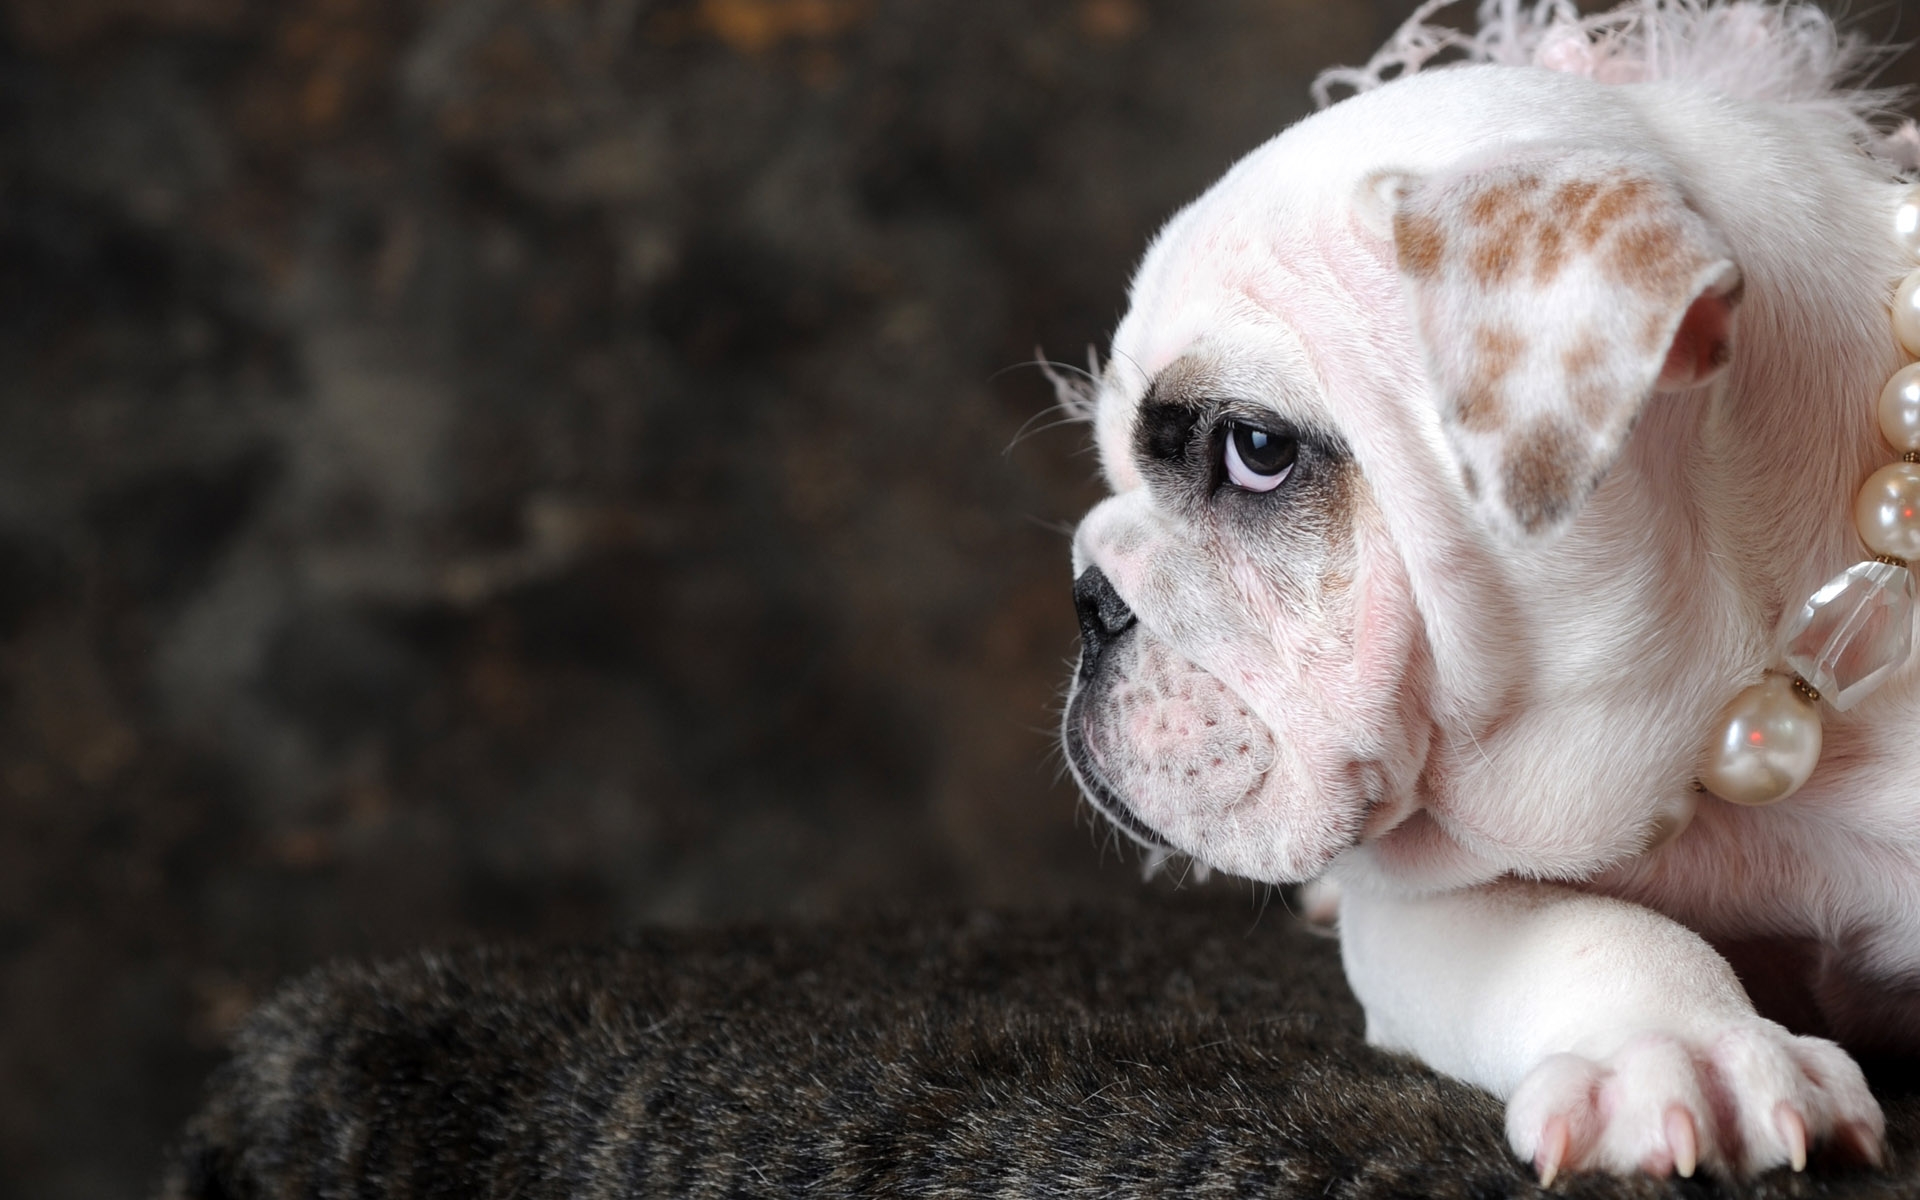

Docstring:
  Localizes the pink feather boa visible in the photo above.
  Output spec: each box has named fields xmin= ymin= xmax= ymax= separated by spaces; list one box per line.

xmin=1313 ymin=0 xmax=1920 ymax=168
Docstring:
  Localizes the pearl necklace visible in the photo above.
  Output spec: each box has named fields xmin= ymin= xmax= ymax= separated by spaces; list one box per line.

xmin=1696 ymin=191 xmax=1920 ymax=808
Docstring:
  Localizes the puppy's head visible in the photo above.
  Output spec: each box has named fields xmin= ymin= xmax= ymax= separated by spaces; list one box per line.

xmin=1062 ymin=67 xmax=1742 ymax=886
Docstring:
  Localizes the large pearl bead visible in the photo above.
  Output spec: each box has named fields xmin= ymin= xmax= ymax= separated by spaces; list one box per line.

xmin=1855 ymin=461 xmax=1920 ymax=561
xmin=1882 ymin=363 xmax=1920 ymax=453
xmin=1700 ymin=675 xmax=1822 ymax=806
xmin=1898 ymin=185 xmax=1920 ymax=257
xmin=1894 ymin=270 xmax=1920 ymax=357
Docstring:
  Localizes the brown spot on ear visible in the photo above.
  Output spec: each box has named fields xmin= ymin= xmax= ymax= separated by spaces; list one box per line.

xmin=1579 ymin=177 xmax=1650 ymax=248
xmin=1551 ymin=178 xmax=1601 ymax=222
xmin=1533 ymin=219 xmax=1566 ymax=284
xmin=1502 ymin=419 xmax=1583 ymax=533
xmin=1563 ymin=334 xmax=1616 ymax=426
xmin=1455 ymin=382 xmax=1505 ymax=432
xmin=1469 ymin=237 xmax=1521 ymax=286
xmin=1395 ymin=211 xmax=1446 ymax=278
xmin=1607 ymin=222 xmax=1687 ymax=296
xmin=1453 ymin=324 xmax=1525 ymax=433
xmin=1464 ymin=180 xmax=1549 ymax=283
xmin=1468 ymin=183 xmax=1526 ymax=227
xmin=1561 ymin=333 xmax=1605 ymax=379
xmin=1476 ymin=324 xmax=1525 ymax=380
xmin=1571 ymin=378 xmax=1613 ymax=428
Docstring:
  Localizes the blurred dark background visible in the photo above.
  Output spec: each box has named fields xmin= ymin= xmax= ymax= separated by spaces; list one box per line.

xmin=3 ymin=0 xmax=1918 ymax=1194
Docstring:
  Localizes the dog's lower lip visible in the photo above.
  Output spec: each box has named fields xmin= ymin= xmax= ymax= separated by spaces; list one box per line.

xmin=1064 ymin=707 xmax=1175 ymax=852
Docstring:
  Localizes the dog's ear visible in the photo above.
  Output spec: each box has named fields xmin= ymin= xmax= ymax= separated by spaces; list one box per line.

xmin=1386 ymin=148 xmax=1742 ymax=539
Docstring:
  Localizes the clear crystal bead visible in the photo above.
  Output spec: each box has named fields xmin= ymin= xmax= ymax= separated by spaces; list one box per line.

xmin=1783 ymin=560 xmax=1916 ymax=710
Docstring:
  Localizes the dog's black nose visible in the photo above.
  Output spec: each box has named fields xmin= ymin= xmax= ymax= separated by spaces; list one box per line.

xmin=1073 ymin=566 xmax=1136 ymax=675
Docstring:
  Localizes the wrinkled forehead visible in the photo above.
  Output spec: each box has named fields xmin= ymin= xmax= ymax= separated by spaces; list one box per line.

xmin=1090 ymin=209 xmax=1402 ymax=495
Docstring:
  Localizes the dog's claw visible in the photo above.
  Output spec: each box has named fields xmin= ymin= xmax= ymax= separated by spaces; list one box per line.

xmin=1664 ymin=1106 xmax=1697 ymax=1178
xmin=1536 ymin=1114 xmax=1570 ymax=1187
xmin=1510 ymin=1028 xmax=1882 ymax=1179
xmin=1775 ymin=1104 xmax=1807 ymax=1173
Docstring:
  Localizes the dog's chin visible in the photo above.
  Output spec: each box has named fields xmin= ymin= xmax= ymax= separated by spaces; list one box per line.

xmin=1064 ymin=722 xmax=1376 ymax=883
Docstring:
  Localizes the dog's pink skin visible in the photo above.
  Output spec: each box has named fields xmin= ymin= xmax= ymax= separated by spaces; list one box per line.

xmin=1080 ymin=65 xmax=1914 ymax=898
xmin=1068 ymin=49 xmax=1912 ymax=1177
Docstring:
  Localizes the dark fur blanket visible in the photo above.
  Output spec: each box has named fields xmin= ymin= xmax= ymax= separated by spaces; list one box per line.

xmin=157 ymin=897 xmax=1918 ymax=1198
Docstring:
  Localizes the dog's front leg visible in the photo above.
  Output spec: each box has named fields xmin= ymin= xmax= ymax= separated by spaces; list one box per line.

xmin=1337 ymin=878 xmax=1885 ymax=1180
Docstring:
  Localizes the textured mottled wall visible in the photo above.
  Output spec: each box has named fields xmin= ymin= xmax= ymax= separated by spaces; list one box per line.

xmin=1 ymin=0 xmax=1916 ymax=1195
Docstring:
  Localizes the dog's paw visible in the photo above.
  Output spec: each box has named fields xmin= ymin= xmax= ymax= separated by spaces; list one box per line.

xmin=1505 ymin=1023 xmax=1884 ymax=1182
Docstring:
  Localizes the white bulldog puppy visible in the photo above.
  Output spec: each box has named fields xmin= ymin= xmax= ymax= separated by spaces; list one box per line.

xmin=1060 ymin=0 xmax=1918 ymax=1181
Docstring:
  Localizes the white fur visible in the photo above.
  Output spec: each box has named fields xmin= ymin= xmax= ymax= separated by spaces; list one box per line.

xmin=1062 ymin=0 xmax=1917 ymax=1179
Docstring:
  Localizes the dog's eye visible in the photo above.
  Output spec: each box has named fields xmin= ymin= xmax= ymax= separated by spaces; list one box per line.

xmin=1223 ymin=422 xmax=1297 ymax=492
